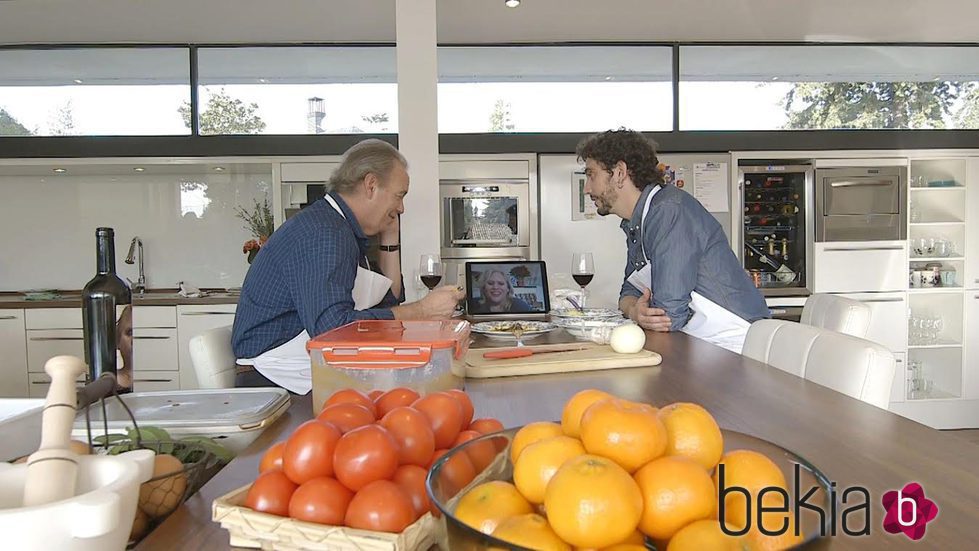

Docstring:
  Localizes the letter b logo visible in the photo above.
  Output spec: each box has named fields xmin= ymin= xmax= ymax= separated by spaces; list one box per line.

xmin=896 ymin=491 xmax=917 ymax=527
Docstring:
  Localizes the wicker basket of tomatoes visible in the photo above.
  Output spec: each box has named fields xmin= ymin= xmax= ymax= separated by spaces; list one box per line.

xmin=212 ymin=387 xmax=504 ymax=551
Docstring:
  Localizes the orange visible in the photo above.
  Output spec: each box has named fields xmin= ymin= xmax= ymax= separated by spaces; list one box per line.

xmin=667 ymin=519 xmax=748 ymax=551
xmin=599 ymin=546 xmax=648 ymax=551
xmin=454 ymin=480 xmax=533 ymax=535
xmin=514 ymin=435 xmax=586 ymax=503
xmin=491 ymin=513 xmax=571 ymax=551
xmin=634 ymin=456 xmax=716 ymax=540
xmin=561 ymin=389 xmax=613 ymax=438
xmin=744 ymin=510 xmax=804 ymax=550
xmin=544 ymin=454 xmax=643 ymax=549
xmin=713 ymin=450 xmax=788 ymax=531
xmin=573 ymin=530 xmax=647 ymax=550
xmin=657 ymin=402 xmax=724 ymax=470
xmin=579 ymin=398 xmax=667 ymax=473
xmin=511 ymin=421 xmax=565 ymax=462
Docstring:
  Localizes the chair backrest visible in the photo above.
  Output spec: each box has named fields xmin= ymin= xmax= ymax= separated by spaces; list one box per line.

xmin=800 ymin=294 xmax=872 ymax=338
xmin=188 ymin=325 xmax=236 ymax=389
xmin=743 ymin=319 xmax=895 ymax=409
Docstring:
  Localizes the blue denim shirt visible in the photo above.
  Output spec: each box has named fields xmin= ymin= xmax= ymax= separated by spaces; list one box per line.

xmin=232 ymin=192 xmax=402 ymax=359
xmin=619 ymin=184 xmax=770 ymax=331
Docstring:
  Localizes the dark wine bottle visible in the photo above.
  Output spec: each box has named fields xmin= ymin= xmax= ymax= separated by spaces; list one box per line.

xmin=82 ymin=227 xmax=133 ymax=393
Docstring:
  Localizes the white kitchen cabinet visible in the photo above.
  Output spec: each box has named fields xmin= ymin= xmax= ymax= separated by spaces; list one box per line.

xmin=131 ymin=370 xmax=180 ymax=392
xmin=813 ymin=241 xmax=907 ymax=293
xmin=133 ymin=306 xmax=178 ymax=375
xmin=964 ymin=159 xmax=979 ymax=288
xmin=889 ymin=352 xmax=906 ymax=405
xmin=0 ymin=310 xmax=29 ymax=398
xmin=965 ymin=291 xmax=979 ymax=400
xmin=24 ymin=307 xmax=82 ymax=330
xmin=27 ymin=371 xmax=85 ymax=399
xmin=835 ymin=292 xmax=907 ymax=352
xmin=176 ymin=304 xmax=237 ymax=390
xmin=26 ymin=329 xmax=85 ymax=373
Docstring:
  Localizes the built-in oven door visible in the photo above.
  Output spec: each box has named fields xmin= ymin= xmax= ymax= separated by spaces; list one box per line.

xmin=440 ymin=179 xmax=530 ymax=259
xmin=816 ymin=167 xmax=906 ymax=241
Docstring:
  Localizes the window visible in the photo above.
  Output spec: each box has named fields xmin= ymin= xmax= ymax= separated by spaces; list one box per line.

xmin=438 ymin=46 xmax=673 ymax=133
xmin=680 ymin=45 xmax=979 ymax=130
xmin=0 ymin=48 xmax=190 ymax=136
xmin=196 ymin=47 xmax=397 ymax=135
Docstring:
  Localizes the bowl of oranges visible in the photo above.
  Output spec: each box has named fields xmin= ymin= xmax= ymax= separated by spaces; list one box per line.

xmin=426 ymin=390 xmax=832 ymax=550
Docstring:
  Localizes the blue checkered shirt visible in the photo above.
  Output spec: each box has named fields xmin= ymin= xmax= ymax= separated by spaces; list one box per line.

xmin=232 ymin=192 xmax=402 ymax=359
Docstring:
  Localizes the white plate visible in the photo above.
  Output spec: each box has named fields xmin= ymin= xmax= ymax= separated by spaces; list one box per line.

xmin=471 ymin=321 xmax=557 ymax=339
xmin=550 ymin=308 xmax=623 ymax=319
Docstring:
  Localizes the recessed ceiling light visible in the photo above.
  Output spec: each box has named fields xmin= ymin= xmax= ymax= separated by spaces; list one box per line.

xmin=73 ymin=79 xmax=83 ymax=84
xmin=772 ymin=76 xmax=780 ymax=81
xmin=213 ymin=166 xmax=226 ymax=172
xmin=505 ymin=0 xmax=521 ymax=7
xmin=605 ymin=76 xmax=613 ymax=81
xmin=133 ymin=167 xmax=146 ymax=172
xmin=258 ymin=78 xmax=269 ymax=84
xmin=53 ymin=167 xmax=67 ymax=173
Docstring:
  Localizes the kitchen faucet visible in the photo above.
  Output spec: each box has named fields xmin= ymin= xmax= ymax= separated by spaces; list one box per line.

xmin=125 ymin=236 xmax=146 ymax=297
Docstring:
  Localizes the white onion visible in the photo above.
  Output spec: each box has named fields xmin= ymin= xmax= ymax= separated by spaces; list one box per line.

xmin=609 ymin=323 xmax=646 ymax=354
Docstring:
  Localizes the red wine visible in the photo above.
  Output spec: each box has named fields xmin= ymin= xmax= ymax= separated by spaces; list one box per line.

xmin=82 ymin=228 xmax=133 ymax=393
xmin=572 ymin=273 xmax=594 ymax=287
xmin=421 ymin=274 xmax=442 ymax=290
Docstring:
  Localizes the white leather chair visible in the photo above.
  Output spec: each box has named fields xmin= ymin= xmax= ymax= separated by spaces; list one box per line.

xmin=800 ymin=294 xmax=872 ymax=338
xmin=743 ymin=319 xmax=895 ymax=409
xmin=188 ymin=326 xmax=236 ymax=389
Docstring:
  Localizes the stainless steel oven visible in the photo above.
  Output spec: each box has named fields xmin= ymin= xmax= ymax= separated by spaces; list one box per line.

xmin=815 ymin=166 xmax=906 ymax=242
xmin=439 ymin=179 xmax=531 ymax=261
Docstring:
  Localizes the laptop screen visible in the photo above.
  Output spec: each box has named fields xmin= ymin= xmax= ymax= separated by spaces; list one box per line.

xmin=465 ymin=261 xmax=550 ymax=316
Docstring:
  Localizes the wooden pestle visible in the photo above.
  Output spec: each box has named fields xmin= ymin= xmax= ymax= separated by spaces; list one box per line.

xmin=22 ymin=355 xmax=87 ymax=507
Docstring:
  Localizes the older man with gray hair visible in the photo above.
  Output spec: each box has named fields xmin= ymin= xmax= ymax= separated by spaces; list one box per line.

xmin=233 ymin=139 xmax=464 ymax=393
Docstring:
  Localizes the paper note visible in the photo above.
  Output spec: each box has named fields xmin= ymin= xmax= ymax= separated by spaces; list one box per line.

xmin=692 ymin=162 xmax=729 ymax=212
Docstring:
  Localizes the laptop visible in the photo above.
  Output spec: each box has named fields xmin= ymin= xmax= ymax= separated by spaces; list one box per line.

xmin=464 ymin=261 xmax=550 ymax=321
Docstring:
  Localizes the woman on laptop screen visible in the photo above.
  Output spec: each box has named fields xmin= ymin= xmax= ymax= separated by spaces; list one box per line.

xmin=474 ymin=270 xmax=533 ymax=313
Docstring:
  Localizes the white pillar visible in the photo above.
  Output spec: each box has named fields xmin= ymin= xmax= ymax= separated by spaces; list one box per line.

xmin=396 ymin=0 xmax=439 ymax=303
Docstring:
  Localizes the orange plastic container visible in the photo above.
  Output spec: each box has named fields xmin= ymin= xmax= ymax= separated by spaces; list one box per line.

xmin=307 ymin=320 xmax=471 ymax=415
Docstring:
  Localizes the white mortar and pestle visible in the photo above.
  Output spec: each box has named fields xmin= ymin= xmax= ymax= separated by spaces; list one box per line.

xmin=0 ymin=356 xmax=155 ymax=550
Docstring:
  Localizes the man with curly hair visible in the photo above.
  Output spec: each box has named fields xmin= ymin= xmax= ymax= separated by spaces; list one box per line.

xmin=576 ymin=129 xmax=768 ymax=353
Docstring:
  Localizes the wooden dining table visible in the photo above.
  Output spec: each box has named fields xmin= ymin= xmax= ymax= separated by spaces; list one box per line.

xmin=137 ymin=331 xmax=979 ymax=550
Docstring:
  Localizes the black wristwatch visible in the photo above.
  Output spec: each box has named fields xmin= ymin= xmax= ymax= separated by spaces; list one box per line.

xmin=378 ymin=244 xmax=401 ymax=252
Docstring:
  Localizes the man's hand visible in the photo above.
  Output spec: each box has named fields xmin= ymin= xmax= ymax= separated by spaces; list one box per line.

xmin=626 ymin=288 xmax=672 ymax=332
xmin=415 ymin=285 xmax=465 ymax=319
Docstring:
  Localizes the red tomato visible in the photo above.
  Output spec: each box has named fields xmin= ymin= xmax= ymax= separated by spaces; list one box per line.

xmin=375 ymin=387 xmax=421 ymax=418
xmin=259 ymin=441 xmax=285 ymax=474
xmin=316 ymin=402 xmax=375 ymax=434
xmin=445 ymin=389 xmax=475 ymax=428
xmin=379 ymin=406 xmax=436 ymax=467
xmin=367 ymin=389 xmax=384 ymax=401
xmin=452 ymin=430 xmax=496 ymax=473
xmin=429 ymin=448 xmax=476 ymax=498
xmin=282 ymin=420 xmax=341 ymax=484
xmin=287 ymin=477 xmax=353 ymax=525
xmin=468 ymin=418 xmax=506 ymax=451
xmin=412 ymin=392 xmax=464 ymax=449
xmin=323 ymin=389 xmax=377 ymax=417
xmin=333 ymin=424 xmax=400 ymax=491
xmin=392 ymin=464 xmax=430 ymax=519
xmin=344 ymin=480 xmax=416 ymax=533
xmin=244 ymin=468 xmax=297 ymax=517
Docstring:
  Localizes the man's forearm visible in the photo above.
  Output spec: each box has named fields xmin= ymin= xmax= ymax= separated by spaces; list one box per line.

xmin=619 ymin=295 xmax=638 ymax=318
xmin=378 ymin=226 xmax=403 ymax=298
xmin=391 ymin=302 xmax=420 ymax=320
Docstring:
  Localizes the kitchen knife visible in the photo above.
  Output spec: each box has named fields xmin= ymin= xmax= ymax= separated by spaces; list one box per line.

xmin=483 ymin=345 xmax=591 ymax=360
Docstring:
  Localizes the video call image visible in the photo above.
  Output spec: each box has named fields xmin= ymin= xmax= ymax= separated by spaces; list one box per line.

xmin=466 ymin=262 xmax=548 ymax=314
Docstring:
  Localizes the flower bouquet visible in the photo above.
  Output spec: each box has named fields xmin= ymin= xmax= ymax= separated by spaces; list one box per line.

xmin=236 ymin=197 xmax=274 ymax=264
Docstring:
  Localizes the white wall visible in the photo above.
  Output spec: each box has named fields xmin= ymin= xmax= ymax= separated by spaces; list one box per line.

xmin=0 ymin=170 xmax=271 ymax=291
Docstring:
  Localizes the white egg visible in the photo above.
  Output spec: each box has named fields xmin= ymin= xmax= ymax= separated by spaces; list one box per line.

xmin=609 ymin=323 xmax=646 ymax=354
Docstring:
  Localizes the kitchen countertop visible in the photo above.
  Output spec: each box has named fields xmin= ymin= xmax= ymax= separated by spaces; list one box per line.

xmin=137 ymin=331 xmax=979 ymax=549
xmin=0 ymin=289 xmax=240 ymax=308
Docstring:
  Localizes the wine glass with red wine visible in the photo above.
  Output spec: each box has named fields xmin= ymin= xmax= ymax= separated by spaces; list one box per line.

xmin=419 ymin=254 xmax=443 ymax=291
xmin=571 ymin=252 xmax=594 ymax=307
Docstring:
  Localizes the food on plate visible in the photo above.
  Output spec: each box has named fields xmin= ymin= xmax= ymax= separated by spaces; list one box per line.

xmin=609 ymin=323 xmax=646 ymax=354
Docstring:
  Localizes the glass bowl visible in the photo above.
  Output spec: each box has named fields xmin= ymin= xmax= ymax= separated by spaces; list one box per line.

xmin=426 ymin=426 xmax=833 ymax=550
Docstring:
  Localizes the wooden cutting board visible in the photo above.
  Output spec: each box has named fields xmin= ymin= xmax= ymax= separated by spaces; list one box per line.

xmin=464 ymin=345 xmax=662 ymax=379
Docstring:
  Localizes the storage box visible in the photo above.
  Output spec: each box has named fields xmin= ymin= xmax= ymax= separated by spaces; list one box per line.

xmin=72 ymin=388 xmax=291 ymax=454
xmin=307 ymin=320 xmax=470 ymax=415
xmin=212 ymin=483 xmax=437 ymax=551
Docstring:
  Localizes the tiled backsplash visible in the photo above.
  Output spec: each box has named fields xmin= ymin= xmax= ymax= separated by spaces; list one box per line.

xmin=0 ymin=166 xmax=272 ymax=291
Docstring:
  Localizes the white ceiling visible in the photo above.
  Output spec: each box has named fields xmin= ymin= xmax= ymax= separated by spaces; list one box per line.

xmin=0 ymin=0 xmax=978 ymax=45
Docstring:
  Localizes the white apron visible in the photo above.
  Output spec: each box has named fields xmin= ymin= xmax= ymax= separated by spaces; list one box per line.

xmin=239 ymin=195 xmax=393 ymax=394
xmin=626 ymin=186 xmax=750 ymax=354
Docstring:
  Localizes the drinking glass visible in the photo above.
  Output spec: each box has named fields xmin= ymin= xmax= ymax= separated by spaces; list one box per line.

xmin=419 ymin=254 xmax=443 ymax=291
xmin=571 ymin=253 xmax=595 ymax=308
